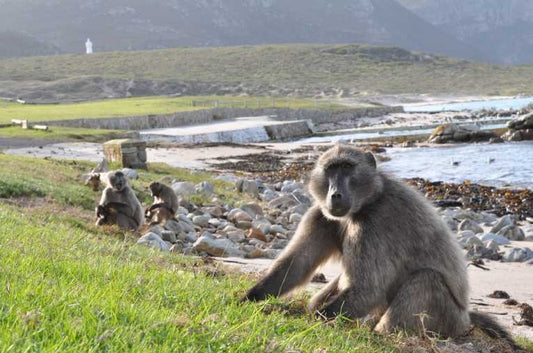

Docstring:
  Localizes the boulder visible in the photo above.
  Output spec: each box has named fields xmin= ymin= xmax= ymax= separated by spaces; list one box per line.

xmin=137 ymin=233 xmax=170 ymax=252
xmin=507 ymin=112 xmax=533 ymax=130
xmin=458 ymin=219 xmax=483 ymax=235
xmin=172 ymin=182 xmax=196 ymax=196
xmin=502 ymin=247 xmax=533 ymax=263
xmin=428 ymin=124 xmax=495 ymax=144
xmin=192 ymin=215 xmax=211 ymax=227
xmin=121 ymin=168 xmax=138 ymax=180
xmin=489 ymin=215 xmax=514 ymax=234
xmin=196 ymin=181 xmax=215 ymax=195
xmin=496 ymin=225 xmax=525 ymax=241
xmin=241 ymin=203 xmax=264 ymax=218
xmin=163 ymin=219 xmax=182 ymax=235
xmin=193 ymin=233 xmax=243 ymax=257
xmin=477 ymin=233 xmax=510 ymax=245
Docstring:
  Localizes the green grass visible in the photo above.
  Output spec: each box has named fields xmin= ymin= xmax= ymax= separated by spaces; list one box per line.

xmin=0 ymin=154 xmax=399 ymax=352
xmin=0 ymin=125 xmax=134 ymax=142
xmin=0 ymin=95 xmax=348 ymax=124
xmin=2 ymin=44 xmax=533 ymax=101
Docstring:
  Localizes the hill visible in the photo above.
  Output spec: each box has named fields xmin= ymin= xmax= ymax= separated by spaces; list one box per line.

xmin=0 ymin=0 xmax=477 ymax=61
xmin=1 ymin=44 xmax=532 ymax=102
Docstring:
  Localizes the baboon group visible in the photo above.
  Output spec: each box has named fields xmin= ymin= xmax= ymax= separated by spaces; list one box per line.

xmin=90 ymin=145 xmax=515 ymax=346
xmin=91 ymin=171 xmax=177 ymax=231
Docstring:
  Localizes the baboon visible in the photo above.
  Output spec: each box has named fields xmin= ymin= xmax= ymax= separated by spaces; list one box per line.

xmin=242 ymin=145 xmax=512 ymax=343
xmin=85 ymin=173 xmax=102 ymax=191
xmin=96 ymin=171 xmax=144 ymax=231
xmin=145 ymin=181 xmax=178 ymax=223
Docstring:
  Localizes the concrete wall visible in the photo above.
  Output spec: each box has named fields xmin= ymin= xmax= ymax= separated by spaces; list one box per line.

xmin=42 ymin=106 xmax=403 ymax=131
xmin=140 ymin=120 xmax=314 ymax=144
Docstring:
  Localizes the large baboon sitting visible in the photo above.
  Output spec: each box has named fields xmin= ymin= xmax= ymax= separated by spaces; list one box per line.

xmin=242 ymin=145 xmax=512 ymax=343
xmin=96 ymin=171 xmax=144 ymax=231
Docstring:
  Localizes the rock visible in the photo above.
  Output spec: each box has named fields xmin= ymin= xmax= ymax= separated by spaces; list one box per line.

xmin=502 ymin=247 xmax=533 ymax=262
xmin=247 ymin=227 xmax=268 ymax=242
xmin=268 ymin=195 xmax=299 ymax=209
xmin=269 ymin=238 xmax=289 ymax=249
xmin=311 ymin=273 xmax=328 ymax=283
xmin=172 ymin=182 xmax=196 ymax=196
xmin=458 ymin=219 xmax=483 ymax=234
xmin=289 ymin=213 xmax=303 ymax=224
xmin=252 ymin=220 xmax=271 ymax=236
xmin=484 ymin=240 xmax=500 ymax=252
xmin=222 ymin=224 xmax=239 ymax=233
xmin=241 ymin=203 xmax=264 ymax=218
xmin=454 ymin=210 xmax=483 ymax=222
xmin=504 ymin=299 xmax=519 ymax=306
xmin=487 ymin=290 xmax=510 ymax=299
xmin=227 ymin=231 xmax=246 ymax=242
xmin=163 ymin=219 xmax=182 ymax=234
xmin=270 ymin=224 xmax=288 ymax=235
xmin=215 ymin=174 xmax=239 ymax=183
xmin=260 ymin=189 xmax=279 ymax=202
xmin=249 ymin=238 xmax=266 ymax=247
xmin=489 ymin=215 xmax=514 ymax=234
xmin=457 ymin=230 xmax=476 ymax=246
xmin=466 ymin=245 xmax=499 ymax=261
xmin=245 ymin=247 xmax=265 ymax=259
xmin=507 ymin=112 xmax=533 ymax=130
xmin=169 ymin=243 xmax=184 ymax=253
xmin=235 ymin=221 xmax=252 ymax=230
xmin=442 ymin=216 xmax=458 ymax=231
xmin=227 ymin=209 xmax=253 ymax=223
xmin=202 ymin=206 xmax=224 ymax=218
xmin=489 ymin=136 xmax=504 ymax=144
xmin=177 ymin=206 xmax=189 ymax=215
xmin=477 ymin=233 xmax=510 ymax=245
xmin=192 ymin=233 xmax=243 ymax=257
xmin=149 ymin=224 xmax=164 ymax=236
xmin=262 ymin=249 xmax=280 ymax=259
xmin=465 ymin=236 xmax=483 ymax=248
xmin=292 ymin=189 xmax=312 ymax=206
xmin=137 ymin=233 xmax=170 ymax=252
xmin=196 ymin=181 xmax=215 ymax=195
xmin=496 ymin=225 xmax=525 ymax=241
xmin=428 ymin=123 xmax=495 ymax=144
xmin=208 ymin=218 xmax=222 ymax=228
xmin=290 ymin=204 xmax=309 ymax=216
xmin=192 ymin=215 xmax=211 ymax=227
xmin=236 ymin=179 xmax=259 ymax=197
xmin=121 ymin=168 xmax=138 ymax=179
xmin=161 ymin=230 xmax=177 ymax=244
xmin=281 ymin=181 xmax=303 ymax=193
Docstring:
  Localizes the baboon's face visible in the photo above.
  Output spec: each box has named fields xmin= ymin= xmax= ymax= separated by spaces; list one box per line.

xmin=310 ymin=146 xmax=377 ymax=218
xmin=149 ymin=182 xmax=160 ymax=196
xmin=85 ymin=174 xmax=101 ymax=191
xmin=110 ymin=172 xmax=127 ymax=191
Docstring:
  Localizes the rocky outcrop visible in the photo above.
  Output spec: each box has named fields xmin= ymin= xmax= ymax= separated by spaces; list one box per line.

xmin=503 ymin=113 xmax=533 ymax=141
xmin=428 ymin=123 xmax=496 ymax=144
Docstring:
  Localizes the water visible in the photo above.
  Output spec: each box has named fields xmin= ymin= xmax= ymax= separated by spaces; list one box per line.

xmin=404 ymin=96 xmax=533 ymax=112
xmin=380 ymin=142 xmax=533 ymax=189
xmin=298 ymin=124 xmax=506 ymax=144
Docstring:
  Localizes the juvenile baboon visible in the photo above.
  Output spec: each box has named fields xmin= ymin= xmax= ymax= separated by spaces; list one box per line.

xmin=96 ymin=171 xmax=144 ymax=231
xmin=85 ymin=173 xmax=102 ymax=191
xmin=145 ymin=181 xmax=178 ymax=223
xmin=242 ymin=145 xmax=512 ymax=343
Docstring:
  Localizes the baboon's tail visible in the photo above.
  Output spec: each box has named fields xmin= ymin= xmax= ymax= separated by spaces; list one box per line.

xmin=469 ymin=311 xmax=521 ymax=351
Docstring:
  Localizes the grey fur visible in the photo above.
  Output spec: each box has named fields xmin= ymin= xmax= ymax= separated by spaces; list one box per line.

xmin=145 ymin=181 xmax=178 ymax=223
xmin=244 ymin=145 xmax=479 ymax=338
xmin=96 ymin=171 xmax=145 ymax=231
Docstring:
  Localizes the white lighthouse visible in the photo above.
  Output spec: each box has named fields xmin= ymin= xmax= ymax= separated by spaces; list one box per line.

xmin=85 ymin=38 xmax=93 ymax=54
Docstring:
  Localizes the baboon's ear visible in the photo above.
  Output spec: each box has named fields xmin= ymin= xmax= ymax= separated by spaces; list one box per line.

xmin=365 ymin=152 xmax=377 ymax=169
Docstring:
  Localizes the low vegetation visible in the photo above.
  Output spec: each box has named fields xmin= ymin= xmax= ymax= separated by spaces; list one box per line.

xmin=0 ymin=154 xmax=399 ymax=352
xmin=0 ymin=125 xmax=134 ymax=142
xmin=1 ymin=44 xmax=533 ymax=101
xmin=0 ymin=95 xmax=349 ymax=124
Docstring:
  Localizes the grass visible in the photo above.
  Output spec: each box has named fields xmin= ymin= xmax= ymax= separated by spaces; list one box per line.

xmin=0 ymin=154 xmax=399 ymax=352
xmin=0 ymin=125 xmax=134 ymax=142
xmin=2 ymin=44 xmax=533 ymax=101
xmin=0 ymin=95 xmax=350 ymax=124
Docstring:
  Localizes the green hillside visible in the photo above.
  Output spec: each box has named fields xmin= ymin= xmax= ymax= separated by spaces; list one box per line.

xmin=1 ymin=44 xmax=532 ymax=101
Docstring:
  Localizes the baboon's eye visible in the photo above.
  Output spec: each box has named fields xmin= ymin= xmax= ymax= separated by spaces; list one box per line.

xmin=341 ymin=162 xmax=354 ymax=169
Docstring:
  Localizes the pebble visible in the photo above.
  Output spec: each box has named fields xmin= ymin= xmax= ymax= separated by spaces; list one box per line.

xmin=192 ymin=215 xmax=211 ymax=227
xmin=163 ymin=219 xmax=182 ymax=235
xmin=196 ymin=181 xmax=215 ymax=195
xmin=490 ymin=215 xmax=514 ymax=234
xmin=458 ymin=219 xmax=483 ymax=234
xmin=289 ymin=213 xmax=303 ymax=224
